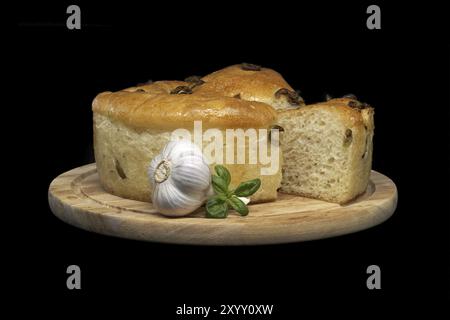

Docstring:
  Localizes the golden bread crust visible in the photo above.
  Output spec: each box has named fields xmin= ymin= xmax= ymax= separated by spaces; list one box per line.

xmin=92 ymin=80 xmax=278 ymax=130
xmin=278 ymin=98 xmax=373 ymax=129
xmin=198 ymin=64 xmax=303 ymax=109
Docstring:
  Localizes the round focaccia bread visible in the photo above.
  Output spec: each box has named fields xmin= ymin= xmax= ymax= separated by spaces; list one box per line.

xmin=93 ymin=64 xmax=374 ymax=206
xmin=92 ymin=77 xmax=283 ymax=203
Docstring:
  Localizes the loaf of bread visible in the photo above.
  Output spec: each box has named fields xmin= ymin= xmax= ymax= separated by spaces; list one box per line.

xmin=278 ymin=98 xmax=374 ymax=203
xmin=92 ymin=77 xmax=282 ymax=203
xmin=92 ymin=63 xmax=374 ymax=205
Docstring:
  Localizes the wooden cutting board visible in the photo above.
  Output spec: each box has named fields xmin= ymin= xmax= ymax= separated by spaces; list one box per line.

xmin=48 ymin=164 xmax=397 ymax=245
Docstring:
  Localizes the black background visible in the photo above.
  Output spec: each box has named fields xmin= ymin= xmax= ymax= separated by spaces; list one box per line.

xmin=15 ymin=1 xmax=449 ymax=317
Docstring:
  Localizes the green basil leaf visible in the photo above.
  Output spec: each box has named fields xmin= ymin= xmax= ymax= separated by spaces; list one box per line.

xmin=233 ymin=178 xmax=261 ymax=197
xmin=217 ymin=194 xmax=228 ymax=201
xmin=227 ymin=196 xmax=249 ymax=216
xmin=212 ymin=175 xmax=229 ymax=195
xmin=214 ymin=165 xmax=231 ymax=187
xmin=205 ymin=196 xmax=228 ymax=218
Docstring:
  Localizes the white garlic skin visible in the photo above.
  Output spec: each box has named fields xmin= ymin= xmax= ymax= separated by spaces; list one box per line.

xmin=237 ymin=197 xmax=250 ymax=205
xmin=148 ymin=140 xmax=212 ymax=217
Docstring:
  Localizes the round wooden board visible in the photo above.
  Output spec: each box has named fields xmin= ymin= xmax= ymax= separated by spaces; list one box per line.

xmin=48 ymin=164 xmax=397 ymax=245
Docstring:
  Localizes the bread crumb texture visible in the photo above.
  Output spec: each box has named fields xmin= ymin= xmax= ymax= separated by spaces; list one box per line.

xmin=94 ymin=114 xmax=281 ymax=203
xmin=278 ymin=100 xmax=374 ymax=203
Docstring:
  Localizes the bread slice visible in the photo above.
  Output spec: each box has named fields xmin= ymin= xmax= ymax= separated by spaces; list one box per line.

xmin=277 ymin=98 xmax=374 ymax=204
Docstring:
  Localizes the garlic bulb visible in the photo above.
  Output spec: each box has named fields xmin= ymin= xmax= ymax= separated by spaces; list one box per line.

xmin=148 ymin=140 xmax=212 ymax=216
xmin=237 ymin=197 xmax=250 ymax=205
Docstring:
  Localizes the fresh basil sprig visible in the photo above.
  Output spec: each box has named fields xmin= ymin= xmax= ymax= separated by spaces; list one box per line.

xmin=206 ymin=165 xmax=261 ymax=218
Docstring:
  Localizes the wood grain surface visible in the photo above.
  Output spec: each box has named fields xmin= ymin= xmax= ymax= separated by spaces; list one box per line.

xmin=48 ymin=164 xmax=397 ymax=245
